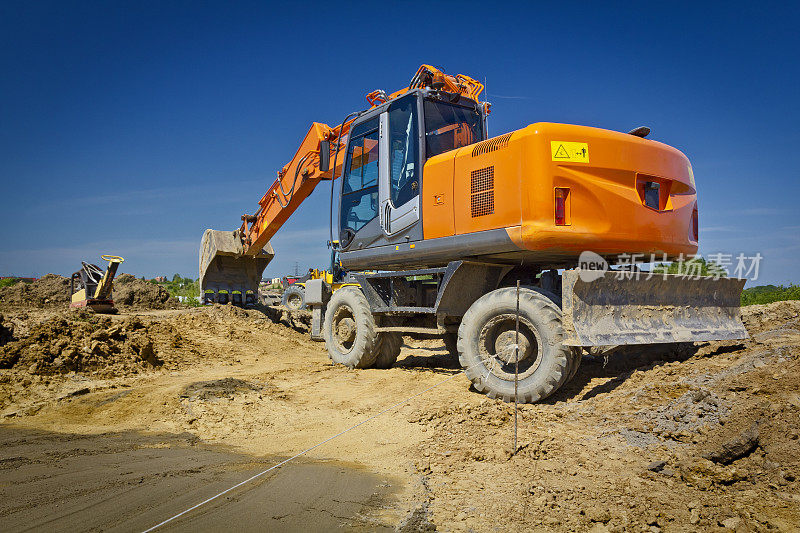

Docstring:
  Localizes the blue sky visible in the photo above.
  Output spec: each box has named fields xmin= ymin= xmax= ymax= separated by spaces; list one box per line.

xmin=1 ymin=1 xmax=798 ymax=285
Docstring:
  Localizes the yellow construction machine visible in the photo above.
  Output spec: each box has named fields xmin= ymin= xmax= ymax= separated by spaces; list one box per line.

xmin=280 ymin=255 xmax=359 ymax=310
xmin=70 ymin=255 xmax=124 ymax=314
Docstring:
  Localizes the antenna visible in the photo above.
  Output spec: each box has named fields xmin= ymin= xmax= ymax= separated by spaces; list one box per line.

xmin=484 ymin=76 xmax=489 ymax=137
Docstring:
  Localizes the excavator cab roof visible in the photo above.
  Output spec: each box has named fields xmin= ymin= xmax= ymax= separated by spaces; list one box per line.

xmin=348 ymin=88 xmax=487 ymax=160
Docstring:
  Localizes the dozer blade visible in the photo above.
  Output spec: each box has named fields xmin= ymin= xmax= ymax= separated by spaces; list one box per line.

xmin=199 ymin=229 xmax=274 ymax=304
xmin=561 ymin=270 xmax=748 ymax=346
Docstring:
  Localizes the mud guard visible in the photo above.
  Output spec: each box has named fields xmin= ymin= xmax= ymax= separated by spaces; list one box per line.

xmin=561 ymin=270 xmax=748 ymax=346
xmin=199 ymin=229 xmax=274 ymax=301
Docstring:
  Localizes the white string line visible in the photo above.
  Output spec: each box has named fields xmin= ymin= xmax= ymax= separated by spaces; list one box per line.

xmin=142 ymin=360 xmax=486 ymax=533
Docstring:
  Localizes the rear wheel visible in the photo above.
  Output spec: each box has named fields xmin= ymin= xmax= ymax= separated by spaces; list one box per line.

xmin=457 ymin=287 xmax=570 ymax=403
xmin=282 ymin=285 xmax=306 ymax=310
xmin=323 ymin=287 xmax=379 ymax=369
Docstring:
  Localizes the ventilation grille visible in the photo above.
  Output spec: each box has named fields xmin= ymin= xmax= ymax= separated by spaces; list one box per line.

xmin=471 ymin=132 xmax=513 ymax=157
xmin=470 ymin=166 xmax=495 ymax=217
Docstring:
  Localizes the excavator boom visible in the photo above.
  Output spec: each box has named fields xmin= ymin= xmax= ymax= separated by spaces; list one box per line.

xmin=198 ymin=121 xmax=341 ymax=301
xmin=199 ymin=65 xmax=485 ymax=302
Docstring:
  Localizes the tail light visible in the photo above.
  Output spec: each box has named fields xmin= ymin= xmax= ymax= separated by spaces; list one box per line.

xmin=554 ymin=188 xmax=569 ymax=225
xmin=691 ymin=205 xmax=699 ymax=241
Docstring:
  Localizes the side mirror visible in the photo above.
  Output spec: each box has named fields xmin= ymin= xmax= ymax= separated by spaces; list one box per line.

xmin=319 ymin=140 xmax=331 ymax=172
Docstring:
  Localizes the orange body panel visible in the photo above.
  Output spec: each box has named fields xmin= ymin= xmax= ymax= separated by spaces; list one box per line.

xmin=453 ymin=135 xmax=523 ymax=235
xmin=421 ymin=151 xmax=456 ymax=239
xmin=423 ymin=123 xmax=698 ymax=263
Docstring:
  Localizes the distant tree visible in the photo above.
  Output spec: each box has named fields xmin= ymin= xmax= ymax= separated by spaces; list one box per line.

xmin=652 ymin=257 xmax=727 ymax=278
xmin=172 ymin=273 xmax=181 ymax=283
xmin=741 ymin=284 xmax=800 ymax=306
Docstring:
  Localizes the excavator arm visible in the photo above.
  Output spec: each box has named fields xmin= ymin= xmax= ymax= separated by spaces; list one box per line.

xmin=241 ymin=122 xmax=340 ymax=254
xmin=198 ymin=120 xmax=344 ymax=302
xmin=199 ymin=65 xmax=484 ymax=303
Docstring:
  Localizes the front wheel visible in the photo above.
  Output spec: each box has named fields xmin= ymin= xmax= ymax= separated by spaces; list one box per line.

xmin=323 ymin=287 xmax=379 ymax=369
xmin=457 ymin=287 xmax=570 ymax=403
xmin=282 ymin=285 xmax=306 ymax=310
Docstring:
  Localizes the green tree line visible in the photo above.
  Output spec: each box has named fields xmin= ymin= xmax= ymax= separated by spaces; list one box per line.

xmin=150 ymin=274 xmax=201 ymax=305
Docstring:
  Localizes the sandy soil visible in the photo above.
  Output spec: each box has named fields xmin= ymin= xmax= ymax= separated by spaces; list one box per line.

xmin=1 ymin=301 xmax=798 ymax=531
xmin=0 ymin=427 xmax=392 ymax=532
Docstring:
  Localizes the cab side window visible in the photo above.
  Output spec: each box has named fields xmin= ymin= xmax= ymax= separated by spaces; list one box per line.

xmin=389 ymin=96 xmax=419 ymax=207
xmin=424 ymin=100 xmax=482 ymax=158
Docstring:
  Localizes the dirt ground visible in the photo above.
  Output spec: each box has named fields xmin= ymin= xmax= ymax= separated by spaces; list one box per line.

xmin=0 ymin=299 xmax=798 ymax=532
xmin=0 ymin=426 xmax=393 ymax=532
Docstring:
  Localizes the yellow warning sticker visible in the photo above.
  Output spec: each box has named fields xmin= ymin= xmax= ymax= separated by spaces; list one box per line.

xmin=551 ymin=141 xmax=589 ymax=163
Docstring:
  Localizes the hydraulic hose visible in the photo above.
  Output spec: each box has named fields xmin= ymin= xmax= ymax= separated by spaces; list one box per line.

xmin=274 ymin=152 xmax=312 ymax=208
xmin=328 ymin=111 xmax=361 ymax=249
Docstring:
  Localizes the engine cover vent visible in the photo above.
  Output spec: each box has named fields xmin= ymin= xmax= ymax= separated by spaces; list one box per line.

xmin=471 ymin=132 xmax=513 ymax=157
xmin=470 ymin=166 xmax=495 ymax=217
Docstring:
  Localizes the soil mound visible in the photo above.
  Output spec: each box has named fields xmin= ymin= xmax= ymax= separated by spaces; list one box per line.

xmin=0 ymin=312 xmax=175 ymax=377
xmin=113 ymin=274 xmax=178 ymax=309
xmin=0 ymin=272 xmax=180 ymax=311
xmin=0 ymin=274 xmax=70 ymax=308
xmin=741 ymin=299 xmax=800 ymax=337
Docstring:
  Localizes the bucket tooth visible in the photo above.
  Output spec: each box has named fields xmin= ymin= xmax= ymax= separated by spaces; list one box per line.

xmin=561 ymin=270 xmax=748 ymax=346
xmin=199 ymin=229 xmax=274 ymax=304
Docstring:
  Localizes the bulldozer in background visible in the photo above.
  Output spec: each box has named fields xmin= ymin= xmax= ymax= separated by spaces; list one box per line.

xmin=280 ymin=269 xmax=328 ymax=310
xmin=279 ymin=252 xmax=361 ymax=310
xmin=199 ymin=65 xmax=747 ymax=402
xmin=70 ymin=255 xmax=125 ymax=314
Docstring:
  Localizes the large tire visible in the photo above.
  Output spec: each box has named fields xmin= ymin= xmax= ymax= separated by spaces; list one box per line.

xmin=457 ymin=287 xmax=570 ymax=403
xmin=373 ymin=333 xmax=402 ymax=369
xmin=323 ymin=287 xmax=379 ymax=369
xmin=282 ymin=285 xmax=306 ymax=310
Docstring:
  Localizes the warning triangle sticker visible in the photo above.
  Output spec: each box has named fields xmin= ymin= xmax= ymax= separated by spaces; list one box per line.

xmin=553 ymin=144 xmax=570 ymax=159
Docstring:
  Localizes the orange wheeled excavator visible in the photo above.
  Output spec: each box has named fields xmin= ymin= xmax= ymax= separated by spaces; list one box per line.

xmin=200 ymin=65 xmax=747 ymax=402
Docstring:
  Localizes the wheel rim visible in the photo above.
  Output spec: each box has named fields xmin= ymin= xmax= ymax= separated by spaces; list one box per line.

xmin=477 ymin=313 xmax=542 ymax=381
xmin=287 ymin=293 xmax=302 ymax=309
xmin=331 ymin=304 xmax=356 ymax=353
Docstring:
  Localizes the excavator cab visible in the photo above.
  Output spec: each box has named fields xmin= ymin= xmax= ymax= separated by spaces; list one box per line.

xmin=337 ymin=89 xmax=486 ymax=257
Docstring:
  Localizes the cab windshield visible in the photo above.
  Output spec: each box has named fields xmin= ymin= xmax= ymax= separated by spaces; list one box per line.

xmin=424 ymin=100 xmax=483 ymax=158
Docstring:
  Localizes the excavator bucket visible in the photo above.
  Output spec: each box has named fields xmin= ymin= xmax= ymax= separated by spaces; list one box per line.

xmin=561 ymin=270 xmax=748 ymax=346
xmin=199 ymin=229 xmax=274 ymax=305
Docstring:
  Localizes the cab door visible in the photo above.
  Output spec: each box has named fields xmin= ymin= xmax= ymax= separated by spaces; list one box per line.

xmin=379 ymin=94 xmax=420 ymax=236
xmin=339 ymin=117 xmax=380 ymax=248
